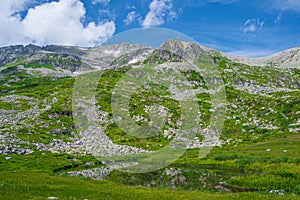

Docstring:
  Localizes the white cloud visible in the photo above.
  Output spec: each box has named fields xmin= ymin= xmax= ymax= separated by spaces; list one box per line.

xmin=272 ymin=0 xmax=300 ymax=12
xmin=0 ymin=0 xmax=115 ymax=47
xmin=274 ymin=12 xmax=282 ymax=24
xmin=206 ymin=0 xmax=238 ymax=4
xmin=0 ymin=0 xmax=30 ymax=15
xmin=241 ymin=18 xmax=265 ymax=33
xmin=141 ymin=0 xmax=177 ymax=27
xmin=124 ymin=11 xmax=140 ymax=25
xmin=92 ymin=0 xmax=110 ymax=5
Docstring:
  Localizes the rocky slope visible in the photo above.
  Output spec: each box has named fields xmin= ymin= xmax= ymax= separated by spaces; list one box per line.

xmin=0 ymin=40 xmax=299 ymax=156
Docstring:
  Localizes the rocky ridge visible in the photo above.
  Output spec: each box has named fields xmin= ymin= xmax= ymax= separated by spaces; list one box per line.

xmin=222 ymin=46 xmax=300 ymax=69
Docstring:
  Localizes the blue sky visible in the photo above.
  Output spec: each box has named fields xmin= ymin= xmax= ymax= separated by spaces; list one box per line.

xmin=0 ymin=0 xmax=300 ymax=57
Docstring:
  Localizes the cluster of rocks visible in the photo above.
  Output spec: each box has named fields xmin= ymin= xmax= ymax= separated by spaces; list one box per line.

xmin=1 ymin=95 xmax=37 ymax=103
xmin=67 ymin=167 xmax=115 ymax=180
xmin=48 ymin=137 xmax=87 ymax=155
xmin=79 ymin=125 xmax=150 ymax=157
xmin=289 ymin=119 xmax=300 ymax=133
xmin=0 ymin=94 xmax=71 ymax=155
xmin=268 ymin=190 xmax=285 ymax=195
xmin=0 ymin=95 xmax=42 ymax=126
xmin=71 ymin=97 xmax=150 ymax=157
xmin=159 ymin=168 xmax=187 ymax=189
xmin=163 ymin=168 xmax=182 ymax=177
xmin=19 ymin=65 xmax=73 ymax=78
xmin=233 ymin=82 xmax=296 ymax=95
xmin=242 ymin=118 xmax=279 ymax=131
xmin=50 ymin=129 xmax=71 ymax=135
xmin=289 ymin=127 xmax=300 ymax=133
xmin=215 ymin=182 xmax=231 ymax=192
xmin=0 ymin=144 xmax=33 ymax=155
xmin=0 ymin=133 xmax=33 ymax=155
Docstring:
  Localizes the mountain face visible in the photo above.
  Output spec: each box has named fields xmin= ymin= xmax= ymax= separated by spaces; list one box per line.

xmin=0 ymin=40 xmax=299 ymax=193
xmin=222 ymin=46 xmax=300 ymax=69
xmin=0 ymin=39 xmax=299 ymax=153
xmin=0 ymin=44 xmax=41 ymax=66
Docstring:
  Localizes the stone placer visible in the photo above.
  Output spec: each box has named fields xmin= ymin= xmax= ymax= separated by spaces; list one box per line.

xmin=65 ymin=162 xmax=138 ymax=180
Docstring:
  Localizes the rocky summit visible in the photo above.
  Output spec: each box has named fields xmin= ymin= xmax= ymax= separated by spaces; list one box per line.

xmin=0 ymin=40 xmax=299 ymax=195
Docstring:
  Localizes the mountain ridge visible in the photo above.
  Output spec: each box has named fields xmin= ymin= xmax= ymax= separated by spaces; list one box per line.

xmin=1 ymin=40 xmax=300 ymax=73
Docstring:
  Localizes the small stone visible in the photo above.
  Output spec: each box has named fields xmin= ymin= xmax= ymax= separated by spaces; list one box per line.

xmin=283 ymin=150 xmax=288 ymax=153
xmin=48 ymin=197 xmax=59 ymax=200
xmin=219 ymin=182 xmax=227 ymax=186
xmin=266 ymin=149 xmax=271 ymax=152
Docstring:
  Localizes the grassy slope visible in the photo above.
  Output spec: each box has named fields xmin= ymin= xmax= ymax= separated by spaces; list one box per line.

xmin=0 ymin=135 xmax=299 ymax=199
xmin=0 ymin=55 xmax=299 ymax=199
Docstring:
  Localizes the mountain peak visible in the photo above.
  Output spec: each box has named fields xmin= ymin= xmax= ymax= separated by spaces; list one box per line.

xmin=159 ymin=39 xmax=216 ymax=60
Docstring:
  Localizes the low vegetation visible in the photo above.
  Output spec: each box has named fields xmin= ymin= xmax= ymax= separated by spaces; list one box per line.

xmin=0 ymin=42 xmax=299 ymax=199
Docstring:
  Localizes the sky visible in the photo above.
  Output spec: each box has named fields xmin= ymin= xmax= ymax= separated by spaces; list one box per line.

xmin=0 ymin=0 xmax=300 ymax=57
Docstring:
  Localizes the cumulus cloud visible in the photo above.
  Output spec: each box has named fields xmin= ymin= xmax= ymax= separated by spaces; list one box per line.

xmin=241 ymin=18 xmax=265 ymax=33
xmin=141 ymin=0 xmax=177 ymax=27
xmin=124 ymin=11 xmax=140 ymax=25
xmin=0 ymin=0 xmax=115 ymax=47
